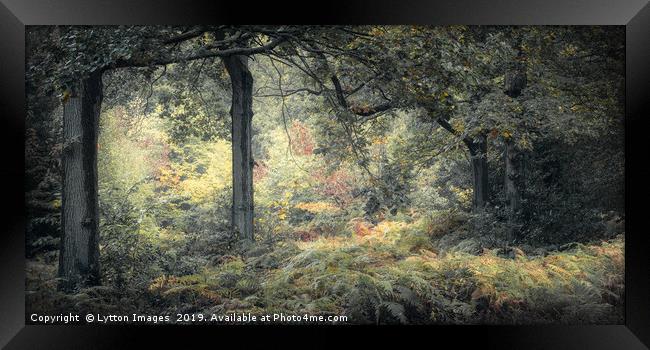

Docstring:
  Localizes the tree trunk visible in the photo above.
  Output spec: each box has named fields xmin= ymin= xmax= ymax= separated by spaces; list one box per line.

xmin=504 ymin=139 xmax=521 ymax=213
xmin=504 ymin=138 xmax=522 ymax=241
xmin=223 ymin=55 xmax=255 ymax=241
xmin=503 ymin=46 xmax=527 ymax=241
xmin=468 ymin=134 xmax=489 ymax=209
xmin=436 ymin=116 xmax=489 ymax=211
xmin=58 ymin=71 xmax=103 ymax=292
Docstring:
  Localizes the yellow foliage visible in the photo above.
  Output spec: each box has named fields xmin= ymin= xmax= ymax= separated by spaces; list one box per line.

xmin=202 ymin=32 xmax=213 ymax=45
xmin=369 ymin=27 xmax=384 ymax=37
xmin=173 ymin=140 xmax=232 ymax=206
xmin=450 ymin=185 xmax=472 ymax=206
xmin=560 ymin=44 xmax=578 ymax=57
xmin=518 ymin=136 xmax=532 ymax=150
xmin=61 ymin=89 xmax=71 ymax=103
xmin=294 ymin=201 xmax=340 ymax=214
xmin=157 ymin=167 xmax=180 ymax=186
xmin=461 ymin=237 xmax=624 ymax=309
xmin=277 ymin=208 xmax=287 ymax=221
xmin=51 ymin=198 xmax=62 ymax=210
xmin=451 ymin=120 xmax=465 ymax=133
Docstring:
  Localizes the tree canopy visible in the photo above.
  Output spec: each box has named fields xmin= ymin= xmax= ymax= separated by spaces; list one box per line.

xmin=25 ymin=25 xmax=624 ymax=325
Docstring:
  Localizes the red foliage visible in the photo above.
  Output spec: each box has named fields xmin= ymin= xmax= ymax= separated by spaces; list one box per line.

xmin=293 ymin=229 xmax=321 ymax=241
xmin=312 ymin=168 xmax=354 ymax=208
xmin=253 ymin=160 xmax=269 ymax=183
xmin=290 ymin=120 xmax=315 ymax=156
xmin=350 ymin=218 xmax=374 ymax=237
xmin=152 ymin=143 xmax=172 ymax=179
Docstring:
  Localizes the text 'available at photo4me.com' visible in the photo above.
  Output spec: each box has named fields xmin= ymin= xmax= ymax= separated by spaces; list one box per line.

xmin=30 ymin=312 xmax=348 ymax=324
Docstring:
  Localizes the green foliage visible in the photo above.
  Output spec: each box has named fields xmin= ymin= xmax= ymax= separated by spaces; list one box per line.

xmin=26 ymin=25 xmax=624 ymax=325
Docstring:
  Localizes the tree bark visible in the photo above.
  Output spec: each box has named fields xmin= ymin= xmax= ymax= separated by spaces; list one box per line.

xmin=223 ymin=55 xmax=255 ymax=241
xmin=504 ymin=138 xmax=523 ymax=241
xmin=503 ymin=46 xmax=527 ymax=241
xmin=58 ymin=71 xmax=103 ymax=292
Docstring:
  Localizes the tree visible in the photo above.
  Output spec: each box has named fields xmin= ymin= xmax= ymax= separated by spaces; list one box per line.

xmin=275 ymin=25 xmax=622 ymax=222
xmin=278 ymin=26 xmax=505 ymax=211
xmin=502 ymin=42 xmax=527 ymax=241
xmin=130 ymin=27 xmax=292 ymax=242
xmin=58 ymin=70 xmax=104 ymax=292
xmin=28 ymin=26 xmax=165 ymax=290
xmin=37 ymin=26 xmax=298 ymax=273
xmin=223 ymin=55 xmax=255 ymax=240
xmin=28 ymin=25 xmax=624 ymax=293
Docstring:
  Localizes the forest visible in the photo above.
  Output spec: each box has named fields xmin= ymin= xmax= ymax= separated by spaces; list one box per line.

xmin=25 ymin=25 xmax=625 ymax=325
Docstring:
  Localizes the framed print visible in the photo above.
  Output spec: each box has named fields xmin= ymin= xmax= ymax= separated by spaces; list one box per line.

xmin=1 ymin=0 xmax=649 ymax=348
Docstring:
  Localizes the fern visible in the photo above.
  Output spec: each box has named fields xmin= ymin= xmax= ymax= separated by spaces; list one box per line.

xmin=378 ymin=301 xmax=408 ymax=324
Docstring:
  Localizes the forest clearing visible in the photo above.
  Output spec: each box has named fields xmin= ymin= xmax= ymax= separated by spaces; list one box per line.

xmin=25 ymin=25 xmax=624 ymax=324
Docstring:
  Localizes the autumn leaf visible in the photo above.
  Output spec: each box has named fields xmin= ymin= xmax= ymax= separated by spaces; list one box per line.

xmin=62 ymin=89 xmax=71 ymax=103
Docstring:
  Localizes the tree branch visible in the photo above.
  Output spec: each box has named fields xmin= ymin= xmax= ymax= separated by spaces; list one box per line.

xmin=163 ymin=26 xmax=208 ymax=44
xmin=112 ymin=36 xmax=289 ymax=69
xmin=435 ymin=116 xmax=477 ymax=154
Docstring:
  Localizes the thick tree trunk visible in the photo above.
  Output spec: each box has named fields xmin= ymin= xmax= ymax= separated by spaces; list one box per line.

xmin=58 ymin=71 xmax=103 ymax=292
xmin=468 ymin=135 xmax=489 ymax=209
xmin=223 ymin=55 xmax=255 ymax=241
xmin=504 ymin=138 xmax=522 ymax=241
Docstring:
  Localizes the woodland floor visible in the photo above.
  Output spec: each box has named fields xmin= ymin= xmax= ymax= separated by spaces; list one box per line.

xmin=26 ymin=216 xmax=624 ymax=325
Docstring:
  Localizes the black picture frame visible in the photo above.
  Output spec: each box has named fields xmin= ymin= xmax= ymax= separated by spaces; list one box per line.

xmin=1 ymin=0 xmax=648 ymax=348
